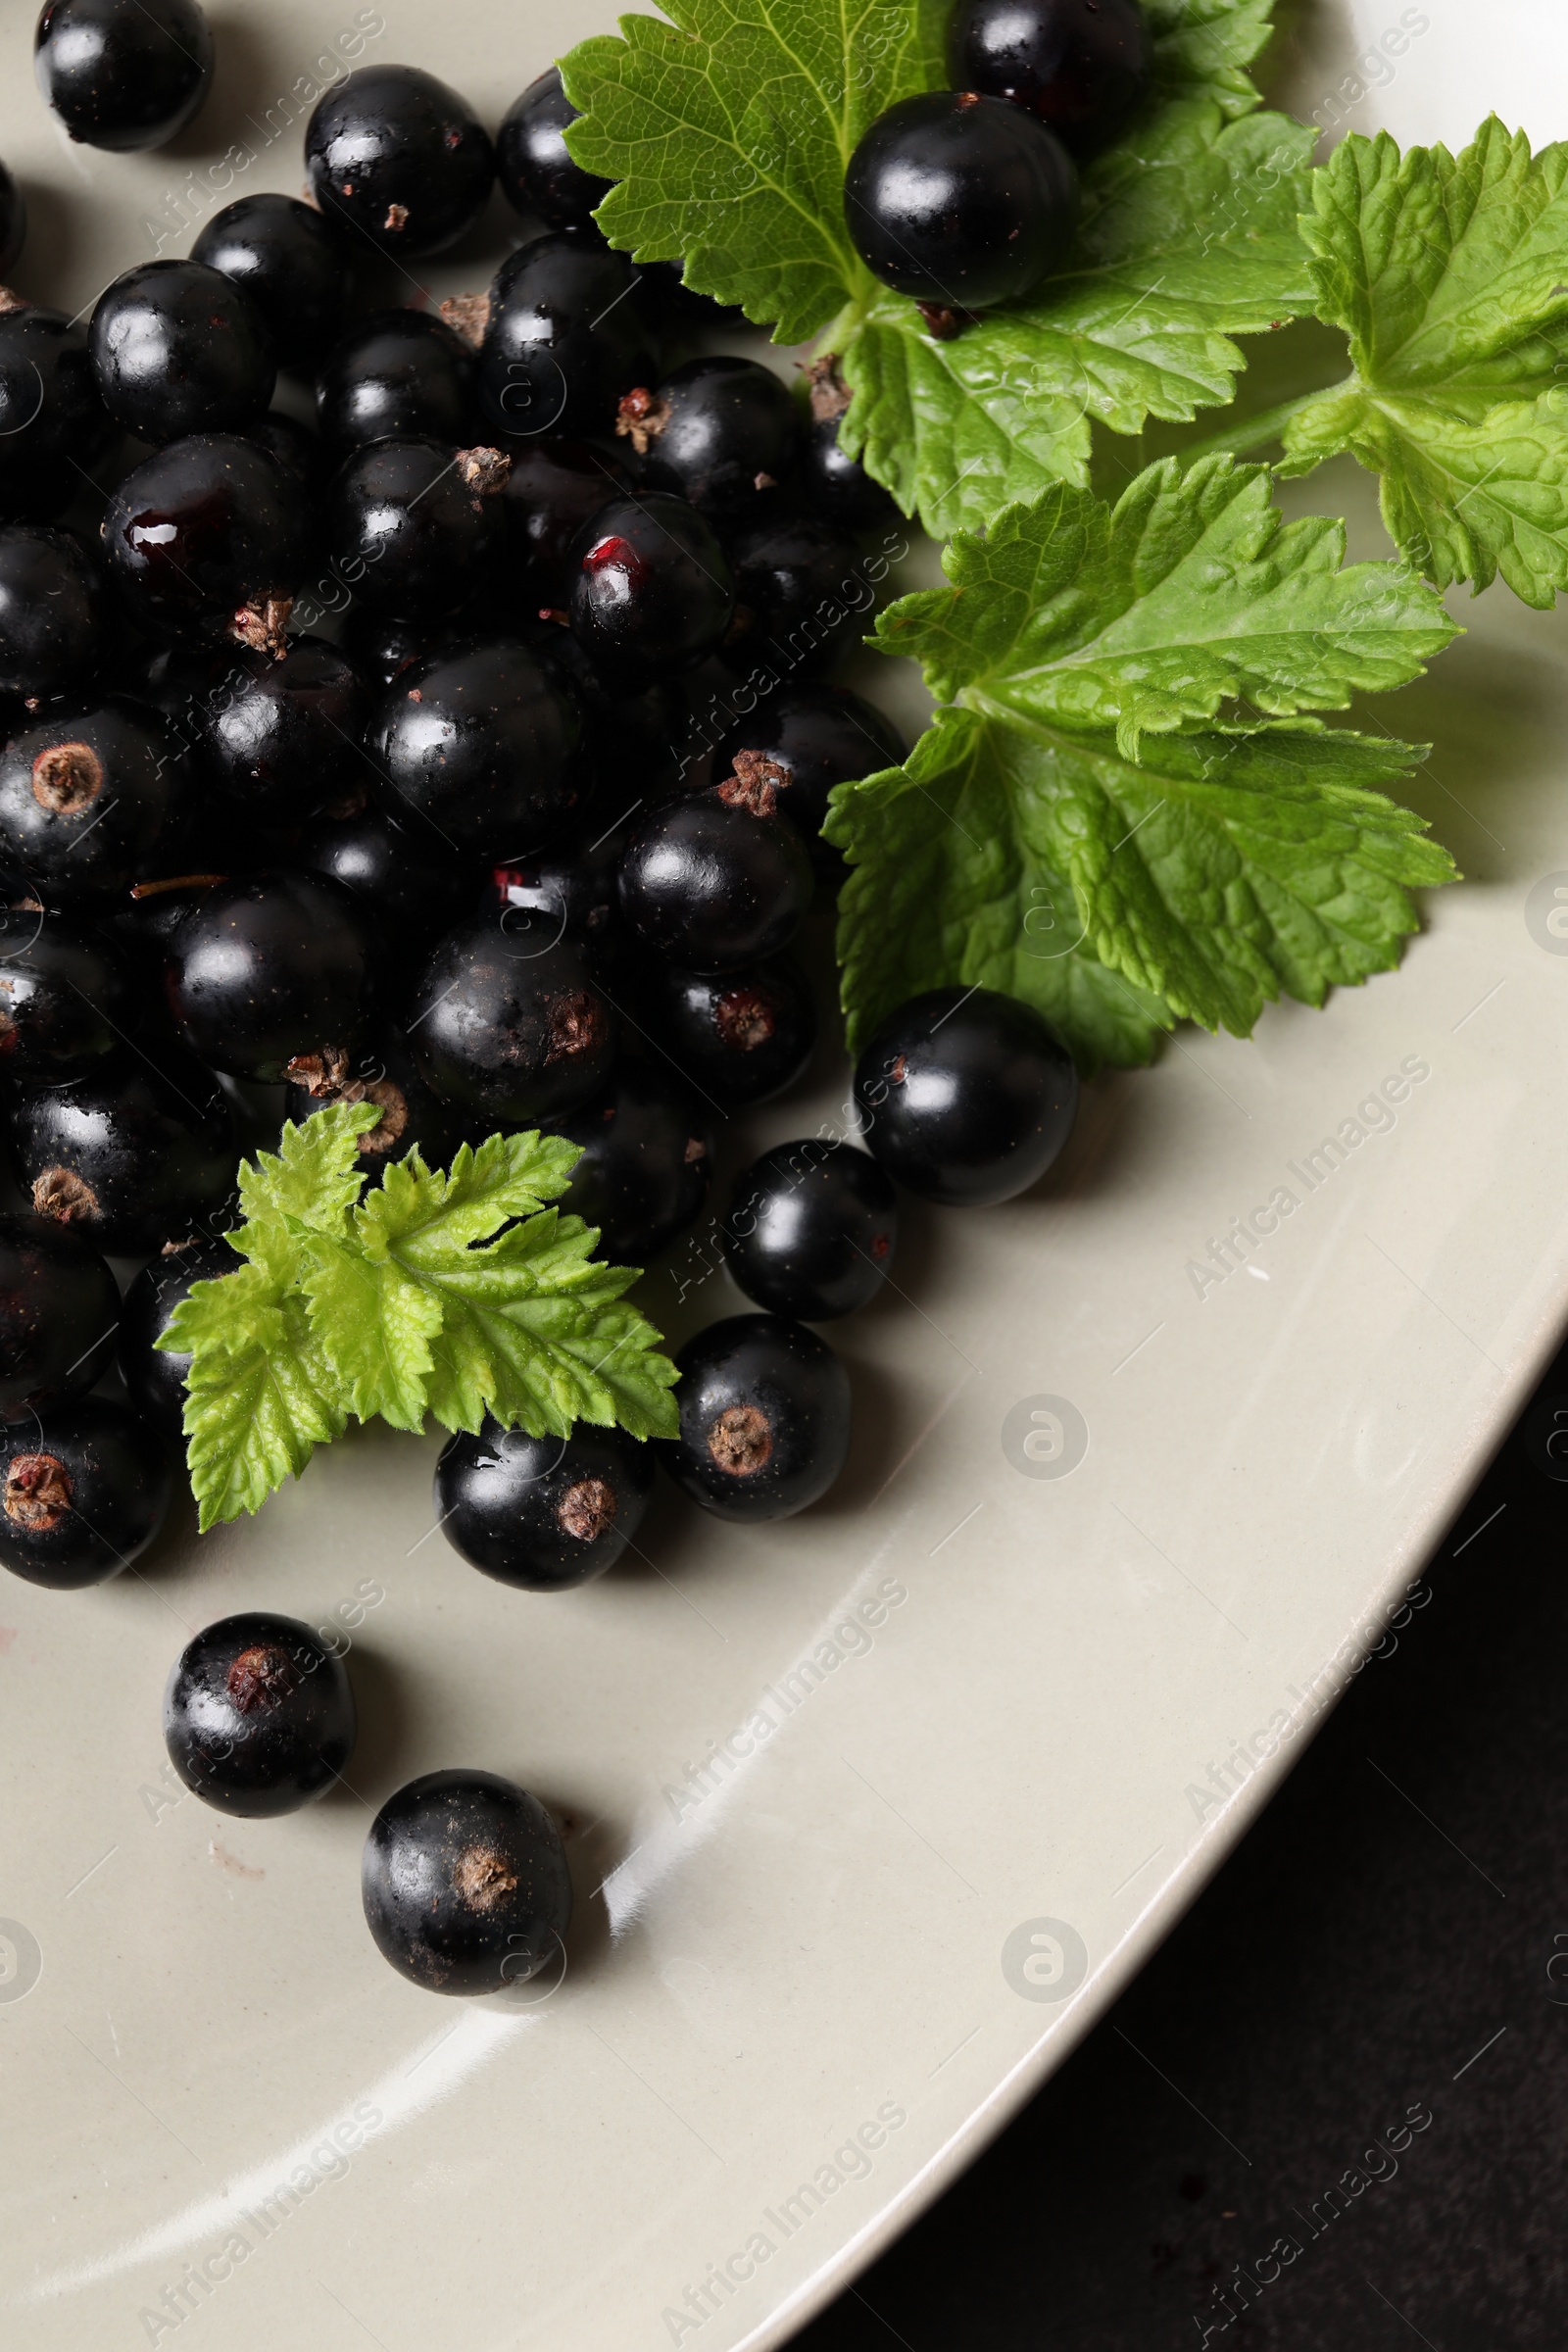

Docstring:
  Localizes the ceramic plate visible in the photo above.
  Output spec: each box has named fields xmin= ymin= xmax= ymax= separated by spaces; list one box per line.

xmin=1 ymin=4 xmax=1562 ymax=2347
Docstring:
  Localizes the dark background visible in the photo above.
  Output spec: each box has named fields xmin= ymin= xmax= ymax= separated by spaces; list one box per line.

xmin=790 ymin=1340 xmax=1568 ymax=2350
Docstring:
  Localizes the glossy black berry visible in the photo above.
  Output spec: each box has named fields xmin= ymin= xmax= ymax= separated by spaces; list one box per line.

xmin=555 ymin=1058 xmax=712 ymax=1261
xmin=164 ymin=1613 xmax=357 ymax=1817
xmin=657 ymin=1312 xmax=851 ymax=1520
xmin=408 ymin=915 xmax=616 ymax=1127
xmin=497 ymin=67 xmax=611 ymax=229
xmin=0 ymin=908 xmax=132 ymax=1079
xmin=721 ymin=515 xmax=867 ymax=679
xmin=317 ymin=309 xmax=479 ymax=452
xmin=0 ymin=164 xmax=26 ymax=278
xmin=0 ymin=526 xmax=100 ymax=709
xmin=245 ymin=410 xmax=329 ymax=499
xmin=306 ymin=65 xmax=494 ymax=258
xmin=615 ymin=358 xmax=799 ymax=524
xmin=342 ymin=603 xmax=480 ymax=691
xmin=102 ymin=433 xmax=313 ymax=654
xmin=363 ymin=1768 xmax=572 ymax=1995
xmin=192 ymin=636 xmax=366 ymax=824
xmin=166 ymin=870 xmax=382 ymax=1084
xmin=800 ymin=366 xmax=902 ymax=531
xmin=567 ymin=492 xmax=734 ymax=690
xmin=9 ymin=1036 xmax=237 ymax=1253
xmin=435 ymin=1418 xmax=654 ymax=1590
xmin=0 ymin=1213 xmax=119 ymax=1422
xmin=844 ymin=91 xmax=1077 ymax=311
xmin=724 ymin=1140 xmax=898 ymax=1320
xmin=35 ymin=0 xmax=213 ymax=152
xmin=715 ymin=684 xmax=906 ymax=876
xmin=368 ymin=638 xmax=584 ymax=858
xmin=476 ymin=230 xmax=659 ymax=442
xmin=297 ymin=794 xmax=470 ymax=949
xmin=193 ymin=194 xmax=353 ymax=373
xmin=90 ymin=260 xmax=274 ymax=445
xmin=496 ymin=435 xmax=627 ymax=608
xmin=326 ymin=438 xmax=509 ymax=619
xmin=950 ymin=0 xmax=1153 ymax=156
xmin=0 ymin=301 xmax=113 ymax=523
xmin=486 ymin=817 xmax=626 ymax=952
xmin=654 ymin=955 xmax=816 ymax=1106
xmin=282 ymin=1028 xmax=460 ymax=1176
xmin=0 ymin=701 xmax=187 ymax=906
xmin=118 ymin=1234 xmax=233 ymax=1429
xmin=617 ymin=777 xmax=812 ymax=971
xmin=0 ymin=1398 xmax=171 ymax=1589
xmin=855 ymin=984 xmax=1079 ymax=1204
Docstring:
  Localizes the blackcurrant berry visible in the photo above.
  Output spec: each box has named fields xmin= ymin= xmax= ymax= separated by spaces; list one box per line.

xmin=9 ymin=1036 xmax=238 ymax=1253
xmin=715 ymin=684 xmax=906 ymax=876
xmin=192 ymin=636 xmax=366 ymax=824
xmin=566 ymin=492 xmax=734 ymax=689
xmin=0 ymin=1212 xmax=119 ymax=1422
xmin=721 ymin=515 xmax=867 ymax=678
xmin=799 ymin=360 xmax=901 ymax=531
xmin=0 ymin=1397 xmax=171 ymax=1589
xmin=192 ymin=193 xmax=353 ymax=374
xmin=90 ymin=260 xmax=274 ymax=445
xmin=435 ymin=1418 xmax=654 ymax=1590
xmin=164 ymin=1613 xmax=358 ymax=1816
xmin=532 ymin=629 xmax=686 ymax=805
xmin=495 ymin=434 xmax=627 ymax=608
xmin=367 ymin=638 xmax=585 ymax=858
xmin=614 ymin=357 xmax=800 ymax=524
xmin=476 ymin=229 xmax=659 ymax=441
xmin=0 ymin=907 xmax=132 ymax=1079
xmin=118 ymin=1233 xmax=233 ymax=1429
xmin=617 ymin=775 xmax=812 ymax=971
xmin=844 ymin=91 xmax=1077 ymax=312
xmin=486 ymin=817 xmax=626 ymax=952
xmin=554 ymin=1058 xmax=712 ymax=1261
xmin=950 ymin=0 xmax=1154 ymax=157
xmin=0 ymin=164 xmax=26 ymax=278
xmin=317 ymin=309 xmax=479 ymax=453
xmin=342 ymin=603 xmax=480 ymax=691
xmin=306 ymin=66 xmax=494 ymax=258
xmin=362 ymin=1769 xmax=572 ymax=1994
xmin=325 ymin=438 xmax=509 ymax=619
xmin=0 ymin=299 xmax=113 ymax=524
xmin=297 ymin=794 xmax=471 ymax=949
xmin=282 ymin=1028 xmax=460 ymax=1176
xmin=166 ymin=869 xmax=382 ymax=1084
xmin=724 ymin=1140 xmax=898 ymax=1320
xmin=102 ymin=433 xmax=313 ymax=654
xmin=653 ymin=955 xmax=816 ymax=1106
xmin=855 ymin=984 xmax=1079 ymax=1204
xmin=35 ymin=0 xmax=213 ymax=153
xmin=245 ymin=410 xmax=329 ymax=499
xmin=657 ymin=1312 xmax=851 ymax=1520
xmin=408 ymin=915 xmax=616 ymax=1127
xmin=0 ymin=700 xmax=187 ymax=906
xmin=497 ymin=67 xmax=612 ymax=229
xmin=0 ymin=525 xmax=103 ymax=704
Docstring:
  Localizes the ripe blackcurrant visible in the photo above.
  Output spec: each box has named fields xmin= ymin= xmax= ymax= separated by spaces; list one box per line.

xmin=476 ymin=230 xmax=658 ymax=441
xmin=844 ymin=91 xmax=1077 ymax=312
xmin=118 ymin=1234 xmax=234 ymax=1429
xmin=368 ymin=637 xmax=585 ymax=858
xmin=164 ymin=1613 xmax=358 ymax=1816
xmin=657 ymin=1312 xmax=852 ymax=1520
xmin=317 ymin=308 xmax=479 ymax=452
xmin=306 ymin=65 xmax=495 ymax=258
xmin=192 ymin=636 xmax=366 ymax=825
xmin=721 ymin=515 xmax=867 ymax=678
xmin=497 ymin=67 xmax=612 ymax=229
xmin=283 ymin=1028 xmax=461 ymax=1177
xmin=715 ymin=683 xmax=906 ymax=876
xmin=855 ymin=984 xmax=1079 ymax=1204
xmin=0 ymin=1213 xmax=120 ymax=1422
xmin=487 ymin=816 xmax=627 ymax=953
xmin=617 ymin=776 xmax=812 ymax=971
xmin=193 ymin=193 xmax=353 ymax=373
xmin=724 ymin=1140 xmax=898 ymax=1319
xmin=0 ymin=1398 xmax=171 ymax=1589
xmin=554 ymin=1058 xmax=712 ymax=1261
xmin=297 ymin=794 xmax=470 ymax=950
xmin=615 ymin=357 xmax=800 ymax=524
xmin=653 ymin=955 xmax=816 ymax=1106
xmin=567 ymin=492 xmax=734 ymax=689
xmin=0 ymin=908 xmax=132 ymax=1079
xmin=435 ymin=1418 xmax=655 ymax=1590
xmin=950 ymin=0 xmax=1154 ymax=157
xmin=326 ymin=438 xmax=509 ymax=619
xmin=799 ymin=361 xmax=901 ymax=531
xmin=0 ymin=525 xmax=102 ymax=704
xmin=496 ymin=435 xmax=627 ymax=609
xmin=0 ymin=299 xmax=112 ymax=523
xmin=532 ymin=629 xmax=686 ymax=806
xmin=362 ymin=1769 xmax=572 ymax=1994
xmin=246 ymin=411 xmax=329 ymax=499
xmin=35 ymin=0 xmax=213 ymax=153
xmin=0 ymin=700 xmax=187 ymax=906
xmin=9 ymin=1037 xmax=238 ymax=1253
xmin=102 ymin=433 xmax=313 ymax=655
xmin=408 ymin=915 xmax=616 ymax=1127
xmin=90 ymin=260 xmax=274 ymax=445
xmin=166 ymin=870 xmax=382 ymax=1084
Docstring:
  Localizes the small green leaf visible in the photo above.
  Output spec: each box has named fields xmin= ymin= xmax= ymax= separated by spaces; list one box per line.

xmin=234 ymin=1099 xmax=381 ymax=1241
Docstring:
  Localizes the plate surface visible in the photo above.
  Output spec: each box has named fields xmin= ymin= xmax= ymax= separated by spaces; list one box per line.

xmin=1 ymin=5 xmax=1564 ymax=2349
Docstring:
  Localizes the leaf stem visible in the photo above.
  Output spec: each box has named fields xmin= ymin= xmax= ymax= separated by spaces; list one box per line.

xmin=1173 ymin=388 xmax=1336 ymax=467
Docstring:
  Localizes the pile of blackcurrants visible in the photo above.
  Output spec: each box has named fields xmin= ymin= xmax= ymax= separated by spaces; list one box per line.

xmin=0 ymin=0 xmax=1107 ymax=1992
